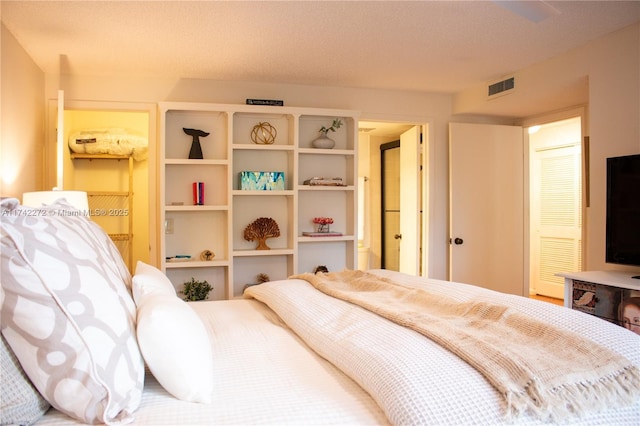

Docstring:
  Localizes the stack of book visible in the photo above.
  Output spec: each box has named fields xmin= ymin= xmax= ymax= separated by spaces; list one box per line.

xmin=192 ymin=182 xmax=204 ymax=205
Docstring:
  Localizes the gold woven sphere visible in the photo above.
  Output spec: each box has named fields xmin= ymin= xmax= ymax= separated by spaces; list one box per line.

xmin=251 ymin=122 xmax=277 ymax=145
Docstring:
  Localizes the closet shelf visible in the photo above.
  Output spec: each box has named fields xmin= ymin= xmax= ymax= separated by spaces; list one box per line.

xmin=71 ymin=154 xmax=134 ymax=270
xmin=88 ymin=191 xmax=130 ymax=197
xmin=71 ymin=153 xmax=130 ymax=160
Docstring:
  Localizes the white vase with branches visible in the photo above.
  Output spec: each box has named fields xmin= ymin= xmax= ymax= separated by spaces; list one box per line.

xmin=312 ymin=118 xmax=342 ymax=149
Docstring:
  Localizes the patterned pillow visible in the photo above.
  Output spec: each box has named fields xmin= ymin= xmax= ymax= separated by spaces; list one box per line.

xmin=0 ymin=333 xmax=50 ymax=425
xmin=0 ymin=198 xmax=144 ymax=424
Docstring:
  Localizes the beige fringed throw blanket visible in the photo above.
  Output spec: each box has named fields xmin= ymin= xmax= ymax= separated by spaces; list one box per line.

xmin=292 ymin=270 xmax=640 ymax=421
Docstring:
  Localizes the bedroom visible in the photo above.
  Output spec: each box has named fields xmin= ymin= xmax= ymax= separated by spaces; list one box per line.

xmin=1 ymin=1 xmax=640 ymax=425
xmin=2 ymin=1 xmax=639 ymax=284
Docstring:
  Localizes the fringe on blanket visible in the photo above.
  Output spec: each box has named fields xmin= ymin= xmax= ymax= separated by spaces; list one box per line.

xmin=507 ymin=365 xmax=640 ymax=422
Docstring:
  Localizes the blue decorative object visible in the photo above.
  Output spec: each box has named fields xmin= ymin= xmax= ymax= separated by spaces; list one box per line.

xmin=240 ymin=172 xmax=285 ymax=190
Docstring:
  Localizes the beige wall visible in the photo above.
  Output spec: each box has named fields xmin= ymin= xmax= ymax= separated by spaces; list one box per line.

xmin=3 ymin=22 xmax=639 ymax=278
xmin=44 ymin=76 xmax=455 ymax=277
xmin=455 ymin=23 xmax=640 ymax=272
xmin=586 ymin=24 xmax=640 ymax=272
xmin=1 ymin=23 xmax=45 ymax=198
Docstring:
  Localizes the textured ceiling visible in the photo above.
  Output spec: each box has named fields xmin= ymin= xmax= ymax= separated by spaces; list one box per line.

xmin=2 ymin=1 xmax=640 ymax=98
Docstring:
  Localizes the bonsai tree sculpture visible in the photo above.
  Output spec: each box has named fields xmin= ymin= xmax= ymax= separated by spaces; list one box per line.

xmin=244 ymin=217 xmax=280 ymax=250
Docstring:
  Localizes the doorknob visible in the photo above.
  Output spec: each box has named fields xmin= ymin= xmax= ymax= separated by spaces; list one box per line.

xmin=453 ymin=237 xmax=464 ymax=245
xmin=394 ymin=234 xmax=402 ymax=240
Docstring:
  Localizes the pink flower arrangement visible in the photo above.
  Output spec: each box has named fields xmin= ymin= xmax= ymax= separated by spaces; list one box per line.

xmin=313 ymin=217 xmax=334 ymax=233
xmin=313 ymin=217 xmax=334 ymax=225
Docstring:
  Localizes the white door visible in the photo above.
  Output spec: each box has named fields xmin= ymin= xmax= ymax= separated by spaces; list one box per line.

xmin=449 ymin=123 xmax=525 ymax=295
xmin=382 ymin=144 xmax=400 ymax=271
xmin=529 ymin=118 xmax=582 ymax=299
xmin=56 ymin=90 xmax=65 ymax=189
xmin=399 ymin=126 xmax=421 ymax=275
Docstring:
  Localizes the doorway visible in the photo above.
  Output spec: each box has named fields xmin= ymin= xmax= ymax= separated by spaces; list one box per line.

xmin=528 ymin=117 xmax=583 ymax=299
xmin=381 ymin=141 xmax=400 ymax=270
xmin=48 ymin=98 xmax=157 ymax=271
xmin=448 ymin=117 xmax=583 ymax=297
xmin=358 ymin=120 xmax=426 ymax=275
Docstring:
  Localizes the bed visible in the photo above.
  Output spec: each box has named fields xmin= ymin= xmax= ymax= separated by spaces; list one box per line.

xmin=1 ymin=197 xmax=639 ymax=426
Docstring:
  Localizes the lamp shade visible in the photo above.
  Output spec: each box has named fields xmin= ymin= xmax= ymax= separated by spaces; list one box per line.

xmin=22 ymin=190 xmax=90 ymax=212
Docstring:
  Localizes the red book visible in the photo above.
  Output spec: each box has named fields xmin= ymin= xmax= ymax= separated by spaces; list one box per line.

xmin=193 ymin=182 xmax=198 ymax=205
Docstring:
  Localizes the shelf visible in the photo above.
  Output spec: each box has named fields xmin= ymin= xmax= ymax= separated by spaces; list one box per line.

xmin=165 ymin=158 xmax=228 ymax=165
xmin=73 ymin=153 xmax=134 ymax=270
xmin=232 ymin=190 xmax=294 ymax=196
xmin=298 ymin=185 xmax=355 ymax=191
xmin=160 ymin=102 xmax=357 ymax=300
xmin=165 ymin=205 xmax=228 ymax=211
xmin=232 ymin=144 xmax=294 ymax=151
xmin=298 ymin=148 xmax=354 ymax=156
xmin=298 ymin=235 xmax=354 ymax=242
xmin=165 ymin=260 xmax=229 ymax=268
xmin=71 ymin=153 xmax=130 ymax=160
xmin=89 ymin=191 xmax=130 ymax=197
xmin=232 ymin=249 xmax=294 ymax=257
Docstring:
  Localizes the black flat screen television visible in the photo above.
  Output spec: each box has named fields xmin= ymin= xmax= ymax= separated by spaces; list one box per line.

xmin=606 ymin=154 xmax=640 ymax=267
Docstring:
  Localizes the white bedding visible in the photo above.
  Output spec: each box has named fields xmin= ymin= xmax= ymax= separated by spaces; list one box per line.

xmin=35 ymin=270 xmax=640 ymax=425
xmin=244 ymin=270 xmax=640 ymax=425
xmin=35 ymin=299 xmax=387 ymax=425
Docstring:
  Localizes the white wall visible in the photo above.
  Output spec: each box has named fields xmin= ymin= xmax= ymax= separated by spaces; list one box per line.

xmin=586 ymin=24 xmax=640 ymax=272
xmin=455 ymin=23 xmax=640 ymax=272
xmin=1 ymin=23 xmax=45 ymax=198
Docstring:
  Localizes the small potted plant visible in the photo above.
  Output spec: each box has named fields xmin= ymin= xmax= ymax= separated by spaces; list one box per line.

xmin=312 ymin=118 xmax=343 ymax=149
xmin=180 ymin=277 xmax=213 ymax=301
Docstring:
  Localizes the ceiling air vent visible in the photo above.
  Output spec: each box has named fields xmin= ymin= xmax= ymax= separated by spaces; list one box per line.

xmin=487 ymin=76 xmax=515 ymax=98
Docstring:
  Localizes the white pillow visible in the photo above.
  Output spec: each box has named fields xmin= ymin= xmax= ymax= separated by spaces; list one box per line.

xmin=132 ymin=261 xmax=176 ymax=305
xmin=0 ymin=198 xmax=144 ymax=424
xmin=136 ymin=295 xmax=214 ymax=403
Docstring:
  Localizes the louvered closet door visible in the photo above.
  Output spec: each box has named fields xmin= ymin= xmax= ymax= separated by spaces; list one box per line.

xmin=531 ymin=145 xmax=582 ymax=299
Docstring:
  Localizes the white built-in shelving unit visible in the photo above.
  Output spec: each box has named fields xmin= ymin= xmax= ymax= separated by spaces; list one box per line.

xmin=159 ymin=102 xmax=359 ymax=299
